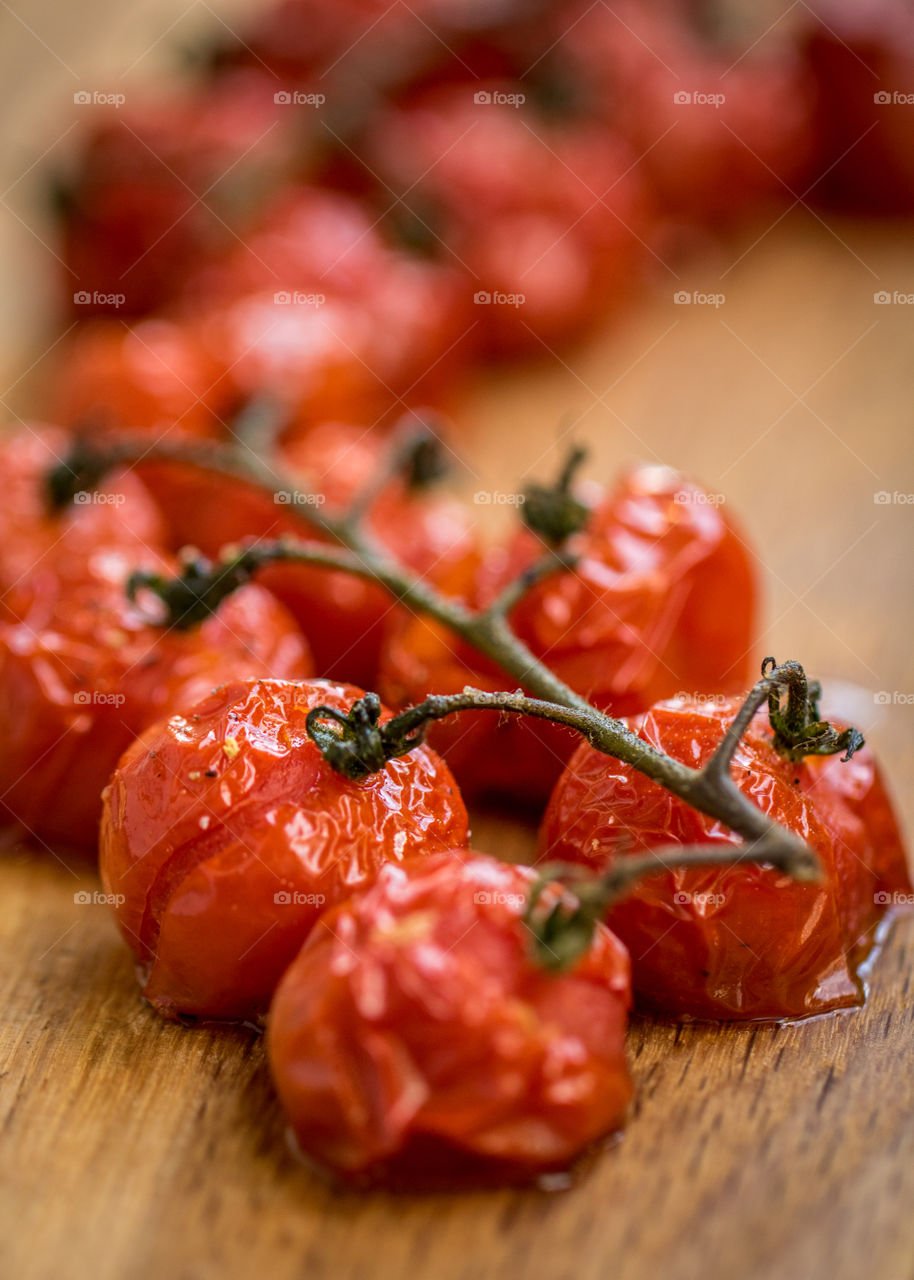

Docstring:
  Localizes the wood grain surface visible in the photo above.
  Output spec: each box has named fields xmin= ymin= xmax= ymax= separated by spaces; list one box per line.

xmin=1 ymin=3 xmax=913 ymax=1279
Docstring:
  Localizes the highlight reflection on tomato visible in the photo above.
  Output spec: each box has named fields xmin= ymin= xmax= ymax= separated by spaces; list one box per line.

xmin=538 ymin=695 xmax=912 ymax=1021
xmin=100 ymin=678 xmax=468 ymax=1022
xmin=380 ymin=465 xmax=757 ymax=808
xmin=267 ymin=852 xmax=632 ymax=1187
xmin=0 ymin=491 xmax=310 ymax=849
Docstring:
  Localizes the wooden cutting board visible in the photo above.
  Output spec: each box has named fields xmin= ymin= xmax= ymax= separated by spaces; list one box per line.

xmin=1 ymin=4 xmax=913 ymax=1277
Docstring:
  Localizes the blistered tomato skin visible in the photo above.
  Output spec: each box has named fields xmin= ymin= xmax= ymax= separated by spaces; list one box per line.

xmin=380 ymin=465 xmax=757 ymax=807
xmin=0 ymin=476 xmax=311 ymax=848
xmin=100 ymin=679 xmax=468 ymax=1023
xmin=539 ymin=698 xmax=912 ymax=1022
xmin=267 ymin=853 xmax=632 ymax=1188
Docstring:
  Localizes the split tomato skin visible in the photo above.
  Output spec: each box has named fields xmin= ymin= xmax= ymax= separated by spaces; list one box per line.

xmin=539 ymin=697 xmax=912 ymax=1022
xmin=100 ymin=678 xmax=468 ymax=1022
xmin=267 ymin=852 xmax=633 ymax=1187
xmin=0 ymin=487 xmax=311 ymax=848
xmin=380 ymin=465 xmax=757 ymax=807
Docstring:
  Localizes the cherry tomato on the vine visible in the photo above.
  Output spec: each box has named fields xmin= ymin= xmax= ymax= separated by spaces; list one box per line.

xmin=538 ymin=695 xmax=912 ymax=1021
xmin=380 ymin=465 xmax=757 ymax=808
xmin=268 ymin=851 xmax=633 ymax=1187
xmin=100 ymin=678 xmax=468 ymax=1022
xmin=0 ymin=490 xmax=310 ymax=849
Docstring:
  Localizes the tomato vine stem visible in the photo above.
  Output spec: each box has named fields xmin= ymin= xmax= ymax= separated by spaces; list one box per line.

xmin=54 ymin=430 xmax=865 ymax=962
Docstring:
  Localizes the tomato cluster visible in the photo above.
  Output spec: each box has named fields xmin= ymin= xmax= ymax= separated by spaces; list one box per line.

xmin=0 ymin=0 xmax=910 ymax=1193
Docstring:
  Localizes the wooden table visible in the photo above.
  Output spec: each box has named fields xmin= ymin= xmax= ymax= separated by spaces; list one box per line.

xmin=1 ymin=4 xmax=913 ymax=1278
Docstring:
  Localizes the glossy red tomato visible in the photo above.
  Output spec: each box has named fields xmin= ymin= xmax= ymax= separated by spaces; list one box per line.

xmin=380 ymin=465 xmax=757 ymax=807
xmin=267 ymin=851 xmax=632 ymax=1187
xmin=100 ymin=678 xmax=468 ymax=1022
xmin=53 ymin=318 xmax=231 ymax=439
xmin=134 ymin=419 xmax=478 ymax=689
xmin=539 ymin=695 xmax=913 ymax=1021
xmin=59 ymin=69 xmax=306 ymax=317
xmin=365 ymin=86 xmax=648 ymax=351
xmin=0 ymin=490 xmax=311 ymax=849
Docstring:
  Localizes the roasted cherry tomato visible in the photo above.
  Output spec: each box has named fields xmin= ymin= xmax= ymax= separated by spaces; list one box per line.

xmin=0 ymin=492 xmax=310 ymax=849
xmin=53 ymin=318 xmax=231 ymax=439
xmin=181 ymin=187 xmax=472 ymax=429
xmin=365 ymin=85 xmax=648 ymax=351
xmin=539 ymin=695 xmax=913 ymax=1021
xmin=58 ymin=69 xmax=308 ymax=317
xmin=100 ymin=678 xmax=468 ymax=1022
xmin=134 ymin=419 xmax=478 ymax=689
xmin=380 ymin=465 xmax=756 ymax=807
xmin=554 ymin=0 xmax=813 ymax=225
xmin=267 ymin=851 xmax=632 ymax=1187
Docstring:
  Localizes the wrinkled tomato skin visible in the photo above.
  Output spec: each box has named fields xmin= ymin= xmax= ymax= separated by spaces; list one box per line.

xmin=380 ymin=465 xmax=756 ymax=808
xmin=539 ymin=698 xmax=912 ymax=1022
xmin=100 ymin=679 xmax=468 ymax=1022
xmin=135 ymin=421 xmax=477 ymax=689
xmin=267 ymin=852 xmax=632 ymax=1187
xmin=0 ymin=486 xmax=311 ymax=848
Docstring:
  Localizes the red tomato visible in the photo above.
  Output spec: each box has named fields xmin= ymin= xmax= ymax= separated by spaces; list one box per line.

xmin=380 ymin=465 xmax=757 ymax=807
xmin=365 ymin=86 xmax=648 ymax=351
xmin=182 ymin=187 xmax=472 ymax=429
xmin=554 ymin=0 xmax=813 ymax=224
xmin=134 ymin=420 xmax=478 ymax=689
xmin=53 ymin=318 xmax=231 ymax=439
xmin=0 ymin=423 xmax=171 ymax=617
xmin=100 ymin=678 xmax=468 ymax=1022
xmin=803 ymin=0 xmax=914 ymax=213
xmin=539 ymin=695 xmax=913 ymax=1021
xmin=0 ymin=493 xmax=311 ymax=849
xmin=267 ymin=851 xmax=632 ymax=1187
xmin=59 ymin=70 xmax=307 ymax=317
